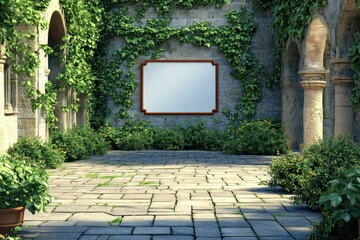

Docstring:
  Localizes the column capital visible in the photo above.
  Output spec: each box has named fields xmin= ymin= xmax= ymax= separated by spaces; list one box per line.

xmin=332 ymin=76 xmax=353 ymax=85
xmin=299 ymin=68 xmax=326 ymax=82
xmin=0 ymin=55 xmax=7 ymax=64
xmin=330 ymin=58 xmax=350 ymax=65
xmin=301 ymin=80 xmax=327 ymax=90
xmin=331 ymin=58 xmax=353 ymax=78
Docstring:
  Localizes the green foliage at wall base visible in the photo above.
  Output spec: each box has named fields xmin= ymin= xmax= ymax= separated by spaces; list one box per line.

xmin=7 ymin=137 xmax=65 ymax=169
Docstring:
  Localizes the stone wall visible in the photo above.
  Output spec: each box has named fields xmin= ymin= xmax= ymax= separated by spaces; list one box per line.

xmin=108 ymin=0 xmax=280 ymax=128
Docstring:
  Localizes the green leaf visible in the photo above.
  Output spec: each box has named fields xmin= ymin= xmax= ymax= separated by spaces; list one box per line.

xmin=340 ymin=212 xmax=352 ymax=222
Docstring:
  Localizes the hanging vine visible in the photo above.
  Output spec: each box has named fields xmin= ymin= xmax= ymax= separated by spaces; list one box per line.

xmin=251 ymin=0 xmax=327 ymax=87
xmin=348 ymin=1 xmax=360 ymax=110
xmin=91 ymin=1 xmax=264 ymax=128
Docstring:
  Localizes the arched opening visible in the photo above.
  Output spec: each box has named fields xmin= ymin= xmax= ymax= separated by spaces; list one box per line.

xmin=48 ymin=11 xmax=70 ymax=130
xmin=282 ymin=41 xmax=302 ymax=150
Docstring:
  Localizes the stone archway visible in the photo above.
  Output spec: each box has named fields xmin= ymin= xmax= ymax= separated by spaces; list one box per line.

xmin=282 ymin=41 xmax=303 ymax=150
xmin=299 ymin=16 xmax=330 ymax=148
xmin=331 ymin=0 xmax=360 ymax=139
xmin=48 ymin=11 xmax=68 ymax=130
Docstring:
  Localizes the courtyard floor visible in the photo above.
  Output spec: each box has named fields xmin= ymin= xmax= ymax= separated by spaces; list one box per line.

xmin=20 ymin=151 xmax=321 ymax=240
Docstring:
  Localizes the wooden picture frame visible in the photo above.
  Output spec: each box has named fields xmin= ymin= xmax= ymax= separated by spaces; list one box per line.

xmin=141 ymin=60 xmax=219 ymax=115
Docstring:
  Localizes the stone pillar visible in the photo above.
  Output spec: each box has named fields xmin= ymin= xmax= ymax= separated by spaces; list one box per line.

xmin=331 ymin=58 xmax=354 ymax=137
xmin=299 ymin=69 xmax=326 ymax=149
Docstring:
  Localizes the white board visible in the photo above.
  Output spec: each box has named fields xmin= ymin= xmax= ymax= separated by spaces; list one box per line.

xmin=141 ymin=60 xmax=218 ymax=115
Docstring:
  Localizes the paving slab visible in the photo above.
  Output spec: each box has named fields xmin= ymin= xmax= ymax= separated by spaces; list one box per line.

xmin=84 ymin=227 xmax=133 ymax=235
xmin=19 ymin=151 xmax=320 ymax=240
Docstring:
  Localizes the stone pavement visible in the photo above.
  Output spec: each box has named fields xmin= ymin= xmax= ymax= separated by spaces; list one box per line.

xmin=20 ymin=151 xmax=321 ymax=240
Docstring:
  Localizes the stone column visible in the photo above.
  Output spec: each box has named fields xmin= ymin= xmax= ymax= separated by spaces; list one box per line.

xmin=331 ymin=58 xmax=354 ymax=137
xmin=299 ymin=69 xmax=326 ymax=149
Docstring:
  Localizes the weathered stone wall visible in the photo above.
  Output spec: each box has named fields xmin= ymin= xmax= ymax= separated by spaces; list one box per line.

xmin=108 ymin=0 xmax=280 ymax=128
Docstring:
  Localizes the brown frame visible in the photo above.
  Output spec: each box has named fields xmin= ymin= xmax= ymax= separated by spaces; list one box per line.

xmin=141 ymin=59 xmax=219 ymax=115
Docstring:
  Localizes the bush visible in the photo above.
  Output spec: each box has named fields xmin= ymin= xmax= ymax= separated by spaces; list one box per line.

xmin=153 ymin=128 xmax=185 ymax=150
xmin=223 ymin=120 xmax=289 ymax=155
xmin=51 ymin=125 xmax=109 ymax=162
xmin=177 ymin=121 xmax=207 ymax=150
xmin=202 ymin=129 xmax=225 ymax=151
xmin=295 ymin=135 xmax=360 ymax=210
xmin=70 ymin=125 xmax=109 ymax=155
xmin=310 ymin=167 xmax=360 ymax=240
xmin=268 ymin=152 xmax=304 ymax=193
xmin=51 ymin=130 xmax=88 ymax=161
xmin=99 ymin=123 xmax=118 ymax=149
xmin=114 ymin=120 xmax=154 ymax=150
xmin=7 ymin=137 xmax=65 ymax=169
xmin=0 ymin=156 xmax=51 ymax=214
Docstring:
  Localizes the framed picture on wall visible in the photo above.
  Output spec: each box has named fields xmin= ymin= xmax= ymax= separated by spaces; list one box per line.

xmin=141 ymin=60 xmax=219 ymax=115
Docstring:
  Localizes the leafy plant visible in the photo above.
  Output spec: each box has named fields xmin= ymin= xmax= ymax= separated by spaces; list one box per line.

xmin=310 ymin=168 xmax=360 ymax=240
xmin=268 ymin=152 xmax=304 ymax=192
xmin=0 ymin=156 xmax=51 ymax=214
xmin=153 ymin=128 xmax=185 ymax=150
xmin=50 ymin=125 xmax=108 ymax=161
xmin=51 ymin=129 xmax=88 ymax=161
xmin=114 ymin=120 xmax=154 ymax=150
xmin=202 ymin=129 xmax=225 ymax=151
xmin=7 ymin=137 xmax=65 ymax=169
xmin=320 ymin=168 xmax=360 ymax=222
xmin=99 ymin=123 xmax=118 ymax=149
xmin=223 ymin=120 xmax=289 ymax=155
xmin=294 ymin=135 xmax=360 ymax=210
xmin=177 ymin=121 xmax=207 ymax=150
xmin=69 ymin=125 xmax=109 ymax=155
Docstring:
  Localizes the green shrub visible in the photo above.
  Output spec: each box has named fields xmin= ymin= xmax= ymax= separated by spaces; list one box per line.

xmin=177 ymin=121 xmax=207 ymax=150
xmin=51 ymin=125 xmax=109 ymax=161
xmin=223 ymin=120 xmax=289 ymax=155
xmin=99 ymin=123 xmax=118 ymax=149
xmin=70 ymin=125 xmax=109 ymax=155
xmin=51 ymin=130 xmax=89 ymax=161
xmin=268 ymin=152 xmax=304 ymax=193
xmin=114 ymin=120 xmax=154 ymax=150
xmin=311 ymin=168 xmax=360 ymax=240
xmin=202 ymin=129 xmax=225 ymax=151
xmin=153 ymin=128 xmax=185 ymax=150
xmin=0 ymin=156 xmax=51 ymax=214
xmin=7 ymin=137 xmax=65 ymax=169
xmin=295 ymin=135 xmax=360 ymax=210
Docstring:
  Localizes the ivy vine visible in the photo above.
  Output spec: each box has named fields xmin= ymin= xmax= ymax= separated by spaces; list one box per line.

xmin=349 ymin=1 xmax=360 ymax=110
xmin=0 ymin=0 xmax=103 ymax=129
xmin=0 ymin=0 xmax=267 ymax=130
xmin=251 ymin=0 xmax=327 ymax=87
xmin=91 ymin=1 xmax=263 ymax=128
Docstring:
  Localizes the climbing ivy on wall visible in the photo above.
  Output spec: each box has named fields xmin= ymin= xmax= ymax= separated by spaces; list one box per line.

xmin=91 ymin=1 xmax=264 ymax=128
xmin=58 ymin=0 xmax=102 ymax=120
xmin=251 ymin=0 xmax=327 ymax=86
xmin=0 ymin=0 xmax=266 ymax=130
xmin=349 ymin=1 xmax=360 ymax=110
xmin=0 ymin=0 xmax=102 ymax=129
